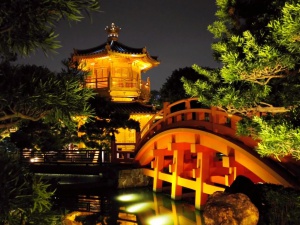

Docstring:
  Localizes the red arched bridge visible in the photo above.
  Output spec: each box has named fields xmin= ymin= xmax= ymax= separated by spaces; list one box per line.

xmin=134 ymin=98 xmax=300 ymax=209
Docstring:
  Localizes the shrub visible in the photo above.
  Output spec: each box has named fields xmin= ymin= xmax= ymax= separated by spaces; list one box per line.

xmin=257 ymin=183 xmax=300 ymax=225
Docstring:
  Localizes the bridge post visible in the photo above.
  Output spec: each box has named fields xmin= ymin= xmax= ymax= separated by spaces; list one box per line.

xmin=184 ymin=99 xmax=191 ymax=109
xmin=152 ymin=155 xmax=164 ymax=192
xmin=194 ymin=151 xmax=210 ymax=209
xmin=163 ymin=102 xmax=170 ymax=121
xmin=170 ymin=150 xmax=184 ymax=200
xmin=210 ymin=106 xmax=217 ymax=132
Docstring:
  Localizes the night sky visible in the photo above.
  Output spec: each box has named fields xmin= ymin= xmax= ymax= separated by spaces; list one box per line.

xmin=18 ymin=0 xmax=220 ymax=91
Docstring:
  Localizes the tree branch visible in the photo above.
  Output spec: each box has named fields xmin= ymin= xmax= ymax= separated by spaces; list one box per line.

xmin=240 ymin=64 xmax=288 ymax=85
xmin=0 ymin=111 xmax=49 ymax=122
xmin=221 ymin=103 xmax=290 ymax=116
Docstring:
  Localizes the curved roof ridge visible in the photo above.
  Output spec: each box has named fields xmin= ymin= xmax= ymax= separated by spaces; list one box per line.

xmin=74 ymin=41 xmax=146 ymax=56
xmin=110 ymin=41 xmax=145 ymax=54
xmin=74 ymin=43 xmax=107 ymax=55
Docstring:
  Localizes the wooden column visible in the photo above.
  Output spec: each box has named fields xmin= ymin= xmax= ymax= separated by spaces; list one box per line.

xmin=152 ymin=155 xmax=164 ymax=192
xmin=163 ymin=102 xmax=170 ymax=122
xmin=169 ymin=149 xmax=184 ymax=200
xmin=194 ymin=151 xmax=210 ymax=209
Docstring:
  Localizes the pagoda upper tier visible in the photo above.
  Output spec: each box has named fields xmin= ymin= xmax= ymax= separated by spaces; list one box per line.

xmin=71 ymin=23 xmax=160 ymax=102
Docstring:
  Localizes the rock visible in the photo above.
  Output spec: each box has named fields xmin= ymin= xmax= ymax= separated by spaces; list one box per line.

xmin=203 ymin=191 xmax=259 ymax=225
xmin=225 ymin=175 xmax=255 ymax=193
xmin=225 ymin=175 xmax=261 ymax=209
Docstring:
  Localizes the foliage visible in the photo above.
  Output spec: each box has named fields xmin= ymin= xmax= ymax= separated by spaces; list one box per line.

xmin=79 ymin=95 xmax=140 ymax=149
xmin=0 ymin=1 xmax=100 ymax=224
xmin=0 ymin=61 xmax=95 ymax=136
xmin=183 ymin=0 xmax=300 ymax=160
xmin=0 ymin=149 xmax=62 ymax=225
xmin=237 ymin=114 xmax=300 ymax=160
xmin=149 ymin=90 xmax=162 ymax=110
xmin=8 ymin=120 xmax=79 ymax=151
xmin=160 ymin=67 xmax=209 ymax=103
xmin=0 ymin=0 xmax=100 ymax=57
xmin=257 ymin=183 xmax=300 ymax=225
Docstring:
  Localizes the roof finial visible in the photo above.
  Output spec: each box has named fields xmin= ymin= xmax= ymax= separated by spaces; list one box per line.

xmin=105 ymin=23 xmax=121 ymax=42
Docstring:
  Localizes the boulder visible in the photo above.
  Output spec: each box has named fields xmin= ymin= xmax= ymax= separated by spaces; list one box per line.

xmin=225 ymin=175 xmax=261 ymax=209
xmin=203 ymin=191 xmax=259 ymax=225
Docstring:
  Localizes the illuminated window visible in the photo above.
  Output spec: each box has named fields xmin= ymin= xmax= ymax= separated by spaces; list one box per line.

xmin=114 ymin=68 xmax=129 ymax=78
xmin=96 ymin=68 xmax=108 ymax=88
xmin=109 ymin=68 xmax=139 ymax=89
xmin=85 ymin=67 xmax=108 ymax=88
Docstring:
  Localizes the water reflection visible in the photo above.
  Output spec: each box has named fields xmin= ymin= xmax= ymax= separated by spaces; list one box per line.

xmin=56 ymin=187 xmax=204 ymax=225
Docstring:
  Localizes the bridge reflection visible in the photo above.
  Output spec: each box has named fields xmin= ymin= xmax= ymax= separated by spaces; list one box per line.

xmin=62 ymin=188 xmax=204 ymax=225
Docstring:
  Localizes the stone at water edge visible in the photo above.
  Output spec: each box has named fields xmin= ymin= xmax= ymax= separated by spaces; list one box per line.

xmin=203 ymin=191 xmax=259 ymax=225
xmin=225 ymin=175 xmax=261 ymax=209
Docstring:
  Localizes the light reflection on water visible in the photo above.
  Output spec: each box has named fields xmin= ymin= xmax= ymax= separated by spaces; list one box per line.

xmin=56 ymin=187 xmax=204 ymax=225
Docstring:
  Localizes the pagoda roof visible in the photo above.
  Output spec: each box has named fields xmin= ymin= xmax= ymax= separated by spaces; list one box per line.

xmin=74 ymin=41 xmax=144 ymax=55
xmin=110 ymin=102 xmax=155 ymax=114
xmin=72 ymin=23 xmax=160 ymax=70
xmin=73 ymin=40 xmax=159 ymax=62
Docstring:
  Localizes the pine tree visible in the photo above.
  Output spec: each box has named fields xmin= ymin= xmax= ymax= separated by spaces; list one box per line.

xmin=0 ymin=0 xmax=99 ymax=56
xmin=183 ymin=0 xmax=300 ymax=160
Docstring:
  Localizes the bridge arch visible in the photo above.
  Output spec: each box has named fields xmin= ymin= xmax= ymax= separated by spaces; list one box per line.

xmin=136 ymin=128 xmax=292 ymax=186
xmin=134 ymin=98 xmax=298 ymax=209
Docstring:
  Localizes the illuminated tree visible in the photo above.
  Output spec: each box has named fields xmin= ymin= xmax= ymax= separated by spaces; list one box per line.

xmin=0 ymin=61 xmax=95 ymax=135
xmin=0 ymin=0 xmax=100 ymax=134
xmin=183 ymin=0 xmax=300 ymax=160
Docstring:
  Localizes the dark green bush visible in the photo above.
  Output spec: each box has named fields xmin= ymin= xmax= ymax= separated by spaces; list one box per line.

xmin=257 ymin=183 xmax=300 ymax=225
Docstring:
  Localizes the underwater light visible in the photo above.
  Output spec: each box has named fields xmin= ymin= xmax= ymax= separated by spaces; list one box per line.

xmin=146 ymin=214 xmax=173 ymax=225
xmin=126 ymin=202 xmax=152 ymax=213
xmin=116 ymin=193 xmax=141 ymax=202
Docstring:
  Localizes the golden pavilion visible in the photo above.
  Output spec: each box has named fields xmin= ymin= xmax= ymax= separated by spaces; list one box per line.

xmin=71 ymin=23 xmax=160 ymax=159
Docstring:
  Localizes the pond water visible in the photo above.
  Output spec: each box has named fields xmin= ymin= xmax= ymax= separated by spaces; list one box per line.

xmin=54 ymin=186 xmax=204 ymax=225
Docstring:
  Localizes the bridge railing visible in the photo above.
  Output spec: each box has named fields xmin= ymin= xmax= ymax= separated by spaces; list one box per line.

xmin=21 ymin=149 xmax=115 ymax=165
xmin=136 ymin=98 xmax=258 ymax=151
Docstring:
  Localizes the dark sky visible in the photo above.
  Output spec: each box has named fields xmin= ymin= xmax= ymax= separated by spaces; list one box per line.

xmin=18 ymin=0 xmax=220 ymax=91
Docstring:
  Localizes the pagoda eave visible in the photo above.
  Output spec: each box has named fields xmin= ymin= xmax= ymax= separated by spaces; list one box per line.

xmin=107 ymin=50 xmax=147 ymax=58
xmin=72 ymin=51 xmax=156 ymax=61
xmin=72 ymin=52 xmax=108 ymax=60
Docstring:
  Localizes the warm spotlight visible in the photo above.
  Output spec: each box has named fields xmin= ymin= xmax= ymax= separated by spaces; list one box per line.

xmin=126 ymin=202 xmax=152 ymax=213
xmin=146 ymin=214 xmax=173 ymax=225
xmin=115 ymin=193 xmax=141 ymax=202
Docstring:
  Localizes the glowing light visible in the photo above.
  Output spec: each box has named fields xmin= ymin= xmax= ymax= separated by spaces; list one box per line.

xmin=146 ymin=214 xmax=173 ymax=225
xmin=126 ymin=202 xmax=152 ymax=213
xmin=115 ymin=193 xmax=141 ymax=202
xmin=30 ymin=157 xmax=38 ymax=163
